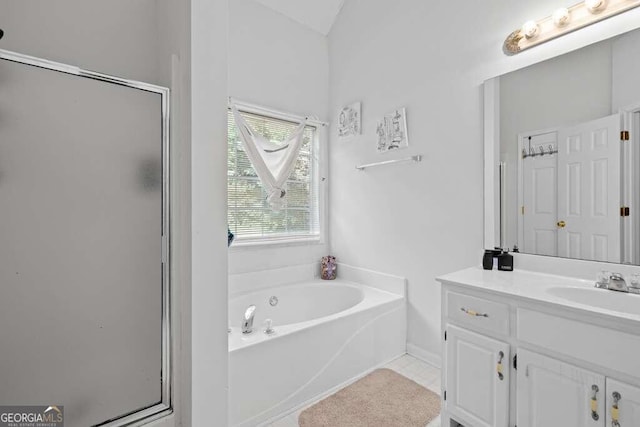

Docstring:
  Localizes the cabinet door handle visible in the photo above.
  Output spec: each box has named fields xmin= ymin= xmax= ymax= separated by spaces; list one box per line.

xmin=590 ymin=384 xmax=599 ymax=421
xmin=612 ymin=391 xmax=621 ymax=427
xmin=496 ymin=351 xmax=504 ymax=381
xmin=460 ymin=307 xmax=489 ymax=317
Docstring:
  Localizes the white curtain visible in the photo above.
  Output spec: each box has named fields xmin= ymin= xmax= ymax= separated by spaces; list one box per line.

xmin=231 ymin=104 xmax=307 ymax=210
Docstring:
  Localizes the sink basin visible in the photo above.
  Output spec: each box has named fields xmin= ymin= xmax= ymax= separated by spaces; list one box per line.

xmin=546 ymin=286 xmax=640 ymax=316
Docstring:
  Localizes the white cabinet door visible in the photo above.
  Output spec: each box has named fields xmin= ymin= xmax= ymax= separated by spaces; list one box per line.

xmin=445 ymin=325 xmax=510 ymax=427
xmin=517 ymin=349 xmax=605 ymax=427
xmin=606 ymin=379 xmax=640 ymax=427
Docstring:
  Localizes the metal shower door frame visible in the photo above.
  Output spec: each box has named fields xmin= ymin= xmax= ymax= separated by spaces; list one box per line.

xmin=0 ymin=48 xmax=172 ymax=427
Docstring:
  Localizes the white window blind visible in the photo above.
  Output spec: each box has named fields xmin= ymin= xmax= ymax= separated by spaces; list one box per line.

xmin=227 ymin=109 xmax=320 ymax=242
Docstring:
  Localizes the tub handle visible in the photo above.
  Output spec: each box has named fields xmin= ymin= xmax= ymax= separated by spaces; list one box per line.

xmin=264 ymin=319 xmax=275 ymax=335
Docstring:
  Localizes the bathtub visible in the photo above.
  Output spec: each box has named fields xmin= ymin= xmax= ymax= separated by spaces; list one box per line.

xmin=228 ymin=265 xmax=407 ymax=427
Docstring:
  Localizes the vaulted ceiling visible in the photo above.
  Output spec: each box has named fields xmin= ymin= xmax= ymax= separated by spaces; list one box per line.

xmin=251 ymin=0 xmax=345 ymax=35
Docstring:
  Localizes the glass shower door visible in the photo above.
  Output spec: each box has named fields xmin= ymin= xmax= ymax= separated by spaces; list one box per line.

xmin=0 ymin=51 xmax=170 ymax=427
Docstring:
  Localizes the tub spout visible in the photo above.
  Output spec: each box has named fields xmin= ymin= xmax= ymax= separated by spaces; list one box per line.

xmin=242 ymin=305 xmax=256 ymax=334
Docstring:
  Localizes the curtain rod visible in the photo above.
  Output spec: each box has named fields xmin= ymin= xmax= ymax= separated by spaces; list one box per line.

xmin=229 ymin=97 xmax=328 ymax=127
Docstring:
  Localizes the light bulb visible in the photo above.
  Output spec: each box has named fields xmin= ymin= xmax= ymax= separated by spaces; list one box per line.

xmin=585 ymin=0 xmax=605 ymax=13
xmin=552 ymin=8 xmax=571 ymax=26
xmin=522 ymin=20 xmax=539 ymax=39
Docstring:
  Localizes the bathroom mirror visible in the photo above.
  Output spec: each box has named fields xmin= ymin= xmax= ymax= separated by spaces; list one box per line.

xmin=486 ymin=26 xmax=640 ymax=265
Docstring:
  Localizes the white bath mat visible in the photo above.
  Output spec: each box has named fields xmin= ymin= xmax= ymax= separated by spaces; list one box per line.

xmin=298 ymin=368 xmax=441 ymax=427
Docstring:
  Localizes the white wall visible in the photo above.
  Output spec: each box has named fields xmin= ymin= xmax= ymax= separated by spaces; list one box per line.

xmin=500 ymin=40 xmax=612 ymax=145
xmin=156 ymin=0 xmax=192 ymax=425
xmin=228 ymin=0 xmax=329 ymax=119
xmin=0 ymin=0 xmax=160 ymax=84
xmin=328 ymin=0 xmax=483 ymax=364
xmin=228 ymin=0 xmax=330 ymax=275
xmin=612 ymin=28 xmax=640 ymax=111
xmin=327 ymin=0 xmax=640 ymax=363
xmin=190 ymin=0 xmax=230 ymax=424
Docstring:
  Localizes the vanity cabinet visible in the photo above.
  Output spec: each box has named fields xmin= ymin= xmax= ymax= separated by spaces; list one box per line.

xmin=445 ymin=325 xmax=509 ymax=427
xmin=438 ymin=268 xmax=640 ymax=427
xmin=515 ymin=363 xmax=640 ymax=427
xmin=516 ymin=349 xmax=604 ymax=427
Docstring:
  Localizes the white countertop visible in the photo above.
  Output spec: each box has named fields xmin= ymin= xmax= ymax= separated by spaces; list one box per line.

xmin=437 ymin=267 xmax=640 ymax=323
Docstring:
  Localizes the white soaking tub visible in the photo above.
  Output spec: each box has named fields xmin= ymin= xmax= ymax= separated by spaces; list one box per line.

xmin=228 ymin=266 xmax=406 ymax=427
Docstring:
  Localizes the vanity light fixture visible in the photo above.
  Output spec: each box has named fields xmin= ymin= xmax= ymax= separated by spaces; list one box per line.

xmin=584 ymin=0 xmax=605 ymax=13
xmin=504 ymin=0 xmax=640 ymax=55
xmin=522 ymin=21 xmax=539 ymax=39
xmin=552 ymin=8 xmax=571 ymax=26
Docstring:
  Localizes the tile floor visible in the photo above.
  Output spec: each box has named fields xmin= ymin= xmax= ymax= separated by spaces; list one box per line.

xmin=266 ymin=354 xmax=442 ymax=427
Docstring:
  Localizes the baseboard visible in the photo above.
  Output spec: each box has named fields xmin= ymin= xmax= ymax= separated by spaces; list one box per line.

xmin=407 ymin=343 xmax=441 ymax=369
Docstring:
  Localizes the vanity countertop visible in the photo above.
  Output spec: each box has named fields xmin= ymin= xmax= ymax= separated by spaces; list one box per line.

xmin=437 ymin=267 xmax=640 ymax=324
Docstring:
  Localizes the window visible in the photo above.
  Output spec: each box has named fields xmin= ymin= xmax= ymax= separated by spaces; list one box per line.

xmin=227 ymin=108 xmax=321 ymax=243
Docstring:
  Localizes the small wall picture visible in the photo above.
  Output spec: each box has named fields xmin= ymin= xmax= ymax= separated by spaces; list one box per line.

xmin=376 ymin=107 xmax=409 ymax=153
xmin=337 ymin=102 xmax=361 ymax=141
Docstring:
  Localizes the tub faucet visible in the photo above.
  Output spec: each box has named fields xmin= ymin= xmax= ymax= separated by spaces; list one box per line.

xmin=608 ymin=273 xmax=629 ymax=292
xmin=242 ymin=305 xmax=256 ymax=334
xmin=596 ymin=272 xmax=630 ymax=292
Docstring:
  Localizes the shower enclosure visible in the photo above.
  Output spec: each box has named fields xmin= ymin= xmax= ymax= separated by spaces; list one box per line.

xmin=0 ymin=50 xmax=170 ymax=426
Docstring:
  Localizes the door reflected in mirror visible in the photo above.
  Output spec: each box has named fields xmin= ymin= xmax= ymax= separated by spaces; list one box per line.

xmin=494 ymin=26 xmax=640 ymax=264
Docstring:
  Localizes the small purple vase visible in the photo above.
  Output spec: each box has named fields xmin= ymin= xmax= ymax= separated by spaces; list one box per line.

xmin=321 ymin=256 xmax=337 ymax=280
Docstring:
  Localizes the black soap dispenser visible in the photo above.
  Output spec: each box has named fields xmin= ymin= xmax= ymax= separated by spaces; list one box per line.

xmin=482 ymin=250 xmax=494 ymax=270
xmin=498 ymin=250 xmax=514 ymax=271
xmin=482 ymin=248 xmax=502 ymax=270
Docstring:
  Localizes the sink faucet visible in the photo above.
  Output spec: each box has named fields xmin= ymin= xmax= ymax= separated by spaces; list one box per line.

xmin=595 ymin=272 xmax=640 ymax=294
xmin=242 ymin=305 xmax=256 ymax=334
xmin=607 ymin=273 xmax=629 ymax=292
